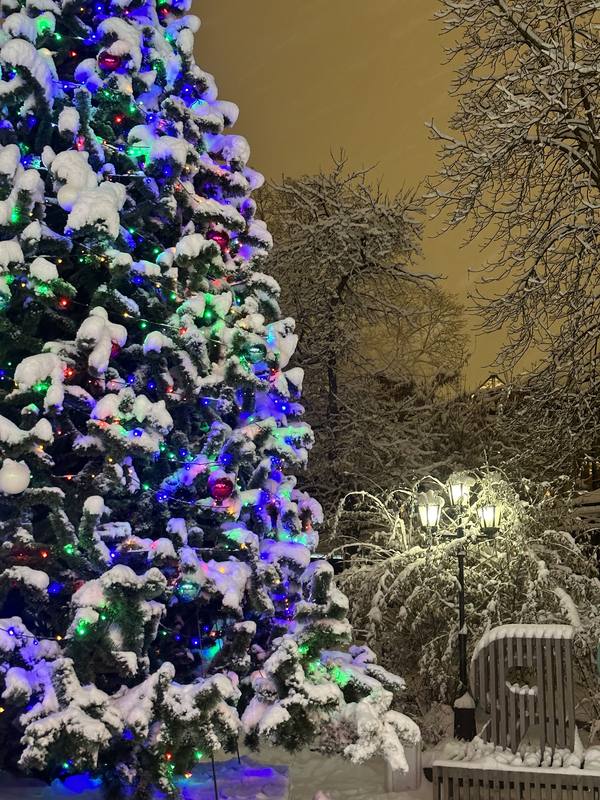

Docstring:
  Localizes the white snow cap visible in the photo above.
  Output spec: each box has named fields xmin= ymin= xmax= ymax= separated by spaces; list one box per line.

xmin=127 ymin=125 xmax=190 ymax=167
xmin=51 ymin=150 xmax=97 ymax=210
xmin=472 ymin=623 xmax=575 ymax=662
xmin=58 ymin=106 xmax=80 ymax=135
xmin=29 ymin=257 xmax=58 ymax=282
xmin=83 ymin=496 xmax=105 ymax=516
xmin=1 ymin=566 xmax=49 ymax=591
xmin=0 ymin=39 xmax=55 ymax=104
xmin=143 ymin=331 xmax=175 ymax=355
xmin=76 ymin=307 xmax=127 ymax=375
xmin=51 ymin=151 xmax=126 ymax=238
xmin=67 ymin=182 xmax=126 ymax=239
xmin=91 ymin=389 xmax=173 ymax=433
xmin=0 ymin=145 xmax=44 ymax=226
xmin=0 ymin=414 xmax=52 ymax=446
xmin=13 ymin=352 xmax=65 ymax=409
xmin=0 ymin=240 xmax=24 ymax=270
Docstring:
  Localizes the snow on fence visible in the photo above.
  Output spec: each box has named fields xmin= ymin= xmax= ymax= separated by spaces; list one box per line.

xmin=470 ymin=624 xmax=576 ymax=753
xmin=433 ymin=624 xmax=600 ymax=800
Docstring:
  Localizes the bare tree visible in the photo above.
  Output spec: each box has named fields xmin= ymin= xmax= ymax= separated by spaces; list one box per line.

xmin=258 ymin=157 xmax=468 ymax=521
xmin=424 ymin=380 xmax=596 ymax=483
xmin=429 ymin=1 xmax=600 ymax=396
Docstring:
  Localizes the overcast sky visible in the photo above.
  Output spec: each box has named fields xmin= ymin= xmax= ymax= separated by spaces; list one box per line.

xmin=195 ymin=1 xmax=501 ymax=387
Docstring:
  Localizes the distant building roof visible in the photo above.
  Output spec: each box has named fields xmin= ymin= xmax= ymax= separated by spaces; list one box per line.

xmin=476 ymin=373 xmax=506 ymax=392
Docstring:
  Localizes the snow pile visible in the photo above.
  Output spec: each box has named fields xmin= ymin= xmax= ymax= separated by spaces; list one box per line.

xmin=50 ymin=151 xmax=126 ymax=238
xmin=0 ymin=143 xmax=44 ymax=225
xmin=76 ymin=308 xmax=127 ymax=375
xmin=0 ymin=39 xmax=55 ymax=103
xmin=12 ymin=353 xmax=65 ymax=410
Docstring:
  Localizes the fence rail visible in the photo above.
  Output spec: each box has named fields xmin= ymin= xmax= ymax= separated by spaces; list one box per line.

xmin=433 ymin=763 xmax=600 ymax=799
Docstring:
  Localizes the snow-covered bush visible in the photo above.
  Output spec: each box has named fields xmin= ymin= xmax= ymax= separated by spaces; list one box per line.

xmin=334 ymin=471 xmax=600 ymax=735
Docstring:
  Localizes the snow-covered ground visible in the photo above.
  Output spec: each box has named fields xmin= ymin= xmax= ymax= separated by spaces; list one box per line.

xmin=0 ymin=751 xmax=432 ymax=800
xmin=263 ymin=747 xmax=430 ymax=800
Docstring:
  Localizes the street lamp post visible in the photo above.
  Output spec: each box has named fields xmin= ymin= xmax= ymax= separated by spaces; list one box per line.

xmin=416 ymin=475 xmax=501 ymax=742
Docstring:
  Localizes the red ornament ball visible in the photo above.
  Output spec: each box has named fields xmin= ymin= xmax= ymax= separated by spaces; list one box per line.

xmin=266 ymin=498 xmax=280 ymax=521
xmin=209 ymin=476 xmax=234 ymax=502
xmin=206 ymin=229 xmax=230 ymax=254
xmin=110 ymin=342 xmax=121 ymax=358
xmin=98 ymin=51 xmax=123 ymax=71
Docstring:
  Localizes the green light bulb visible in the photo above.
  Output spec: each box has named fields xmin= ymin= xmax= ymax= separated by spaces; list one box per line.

xmin=36 ymin=17 xmax=52 ymax=35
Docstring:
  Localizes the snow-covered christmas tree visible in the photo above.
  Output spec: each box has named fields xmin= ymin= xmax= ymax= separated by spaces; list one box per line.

xmin=0 ymin=0 xmax=417 ymax=796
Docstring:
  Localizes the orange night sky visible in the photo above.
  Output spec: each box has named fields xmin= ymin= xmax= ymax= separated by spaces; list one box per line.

xmin=195 ymin=1 xmax=501 ymax=386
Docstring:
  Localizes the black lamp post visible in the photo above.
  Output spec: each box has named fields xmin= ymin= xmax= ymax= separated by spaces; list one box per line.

xmin=416 ymin=477 xmax=501 ymax=741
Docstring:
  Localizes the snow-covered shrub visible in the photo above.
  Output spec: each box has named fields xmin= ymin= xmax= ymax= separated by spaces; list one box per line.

xmin=334 ymin=471 xmax=600 ymax=736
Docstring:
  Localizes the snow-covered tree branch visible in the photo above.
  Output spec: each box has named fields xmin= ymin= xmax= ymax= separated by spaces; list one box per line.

xmin=334 ymin=470 xmax=600 ymax=737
